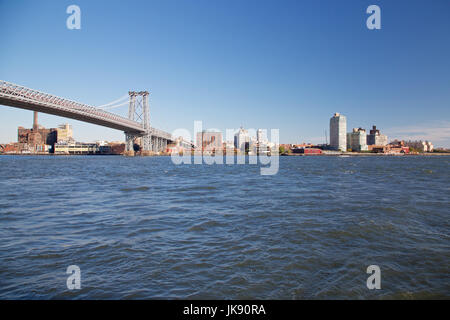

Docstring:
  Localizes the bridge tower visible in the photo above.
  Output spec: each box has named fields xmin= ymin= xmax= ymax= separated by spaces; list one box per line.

xmin=125 ymin=91 xmax=151 ymax=156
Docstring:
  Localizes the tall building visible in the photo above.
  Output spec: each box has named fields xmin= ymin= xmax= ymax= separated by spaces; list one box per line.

xmin=367 ymin=125 xmax=388 ymax=146
xmin=56 ymin=124 xmax=74 ymax=143
xmin=234 ymin=127 xmax=250 ymax=151
xmin=330 ymin=113 xmax=347 ymax=151
xmin=347 ymin=128 xmax=368 ymax=151
xmin=196 ymin=131 xmax=222 ymax=151
xmin=256 ymin=129 xmax=266 ymax=144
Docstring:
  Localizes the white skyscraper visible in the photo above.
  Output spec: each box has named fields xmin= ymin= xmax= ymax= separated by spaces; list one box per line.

xmin=234 ymin=127 xmax=250 ymax=151
xmin=330 ymin=113 xmax=347 ymax=151
xmin=256 ymin=129 xmax=266 ymax=144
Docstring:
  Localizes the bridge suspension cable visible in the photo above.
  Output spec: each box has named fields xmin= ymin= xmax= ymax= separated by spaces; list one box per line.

xmin=98 ymin=100 xmax=129 ymax=110
xmin=96 ymin=94 xmax=129 ymax=109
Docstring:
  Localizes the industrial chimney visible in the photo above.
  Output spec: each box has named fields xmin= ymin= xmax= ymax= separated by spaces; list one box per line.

xmin=33 ymin=111 xmax=38 ymax=131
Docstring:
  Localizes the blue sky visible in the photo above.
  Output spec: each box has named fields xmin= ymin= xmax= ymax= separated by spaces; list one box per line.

xmin=1 ymin=0 xmax=449 ymax=146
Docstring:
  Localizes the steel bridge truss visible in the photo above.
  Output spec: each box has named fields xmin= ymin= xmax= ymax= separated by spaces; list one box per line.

xmin=0 ymin=80 xmax=172 ymax=154
xmin=125 ymin=91 xmax=170 ymax=153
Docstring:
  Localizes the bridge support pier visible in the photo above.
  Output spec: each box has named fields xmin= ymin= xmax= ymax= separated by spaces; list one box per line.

xmin=142 ymin=133 xmax=151 ymax=151
xmin=124 ymin=90 xmax=170 ymax=156
xmin=124 ymin=132 xmax=136 ymax=156
xmin=141 ymin=133 xmax=153 ymax=156
xmin=156 ymin=137 xmax=160 ymax=152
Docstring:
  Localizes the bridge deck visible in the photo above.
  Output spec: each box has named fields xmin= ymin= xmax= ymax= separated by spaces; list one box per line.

xmin=0 ymin=80 xmax=172 ymax=140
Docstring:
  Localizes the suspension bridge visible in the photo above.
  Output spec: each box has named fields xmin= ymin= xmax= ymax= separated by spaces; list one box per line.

xmin=0 ymin=80 xmax=173 ymax=155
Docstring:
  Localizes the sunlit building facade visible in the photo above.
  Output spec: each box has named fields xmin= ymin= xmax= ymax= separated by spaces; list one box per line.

xmin=330 ymin=113 xmax=347 ymax=151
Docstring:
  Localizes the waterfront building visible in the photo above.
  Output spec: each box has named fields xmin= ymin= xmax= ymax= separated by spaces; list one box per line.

xmin=293 ymin=143 xmax=315 ymax=149
xmin=18 ymin=112 xmax=58 ymax=147
xmin=255 ymin=129 xmax=270 ymax=154
xmin=16 ymin=113 xmax=76 ymax=153
xmin=234 ymin=127 xmax=250 ymax=151
xmin=196 ymin=131 xmax=223 ymax=152
xmin=329 ymin=113 xmax=347 ymax=151
xmin=54 ymin=142 xmax=97 ymax=155
xmin=167 ymin=137 xmax=194 ymax=154
xmin=369 ymin=140 xmax=410 ymax=154
xmin=54 ymin=142 xmax=107 ymax=155
xmin=367 ymin=125 xmax=388 ymax=146
xmin=291 ymin=147 xmax=323 ymax=154
xmin=347 ymin=128 xmax=368 ymax=151
xmin=403 ymin=140 xmax=434 ymax=152
xmin=279 ymin=144 xmax=293 ymax=152
xmin=177 ymin=137 xmax=194 ymax=151
xmin=257 ymin=129 xmax=267 ymax=144
xmin=109 ymin=142 xmax=126 ymax=155
xmin=0 ymin=144 xmax=18 ymax=153
xmin=223 ymin=141 xmax=235 ymax=151
xmin=56 ymin=124 xmax=74 ymax=143
xmin=0 ymin=142 xmax=47 ymax=154
xmin=18 ymin=125 xmax=57 ymax=147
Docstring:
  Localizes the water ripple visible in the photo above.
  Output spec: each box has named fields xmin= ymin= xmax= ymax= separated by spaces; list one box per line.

xmin=0 ymin=155 xmax=448 ymax=299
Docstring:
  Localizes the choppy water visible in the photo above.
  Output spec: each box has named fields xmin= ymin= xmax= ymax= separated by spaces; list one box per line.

xmin=0 ymin=155 xmax=448 ymax=299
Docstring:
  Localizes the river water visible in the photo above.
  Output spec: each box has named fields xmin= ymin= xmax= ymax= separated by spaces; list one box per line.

xmin=0 ymin=155 xmax=448 ymax=299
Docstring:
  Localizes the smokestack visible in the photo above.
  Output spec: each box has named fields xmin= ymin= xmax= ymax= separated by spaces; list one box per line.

xmin=33 ymin=111 xmax=38 ymax=131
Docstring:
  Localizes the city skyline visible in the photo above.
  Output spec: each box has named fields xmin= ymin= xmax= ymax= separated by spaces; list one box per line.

xmin=1 ymin=0 xmax=449 ymax=147
xmin=3 ymin=108 xmax=441 ymax=150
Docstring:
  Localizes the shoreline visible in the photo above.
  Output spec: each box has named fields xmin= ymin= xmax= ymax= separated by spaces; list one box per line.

xmin=1 ymin=152 xmax=450 ymax=157
xmin=282 ymin=152 xmax=450 ymax=156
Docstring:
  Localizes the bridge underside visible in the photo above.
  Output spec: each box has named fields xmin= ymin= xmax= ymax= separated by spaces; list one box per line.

xmin=0 ymin=97 xmax=145 ymax=135
xmin=125 ymin=133 xmax=171 ymax=155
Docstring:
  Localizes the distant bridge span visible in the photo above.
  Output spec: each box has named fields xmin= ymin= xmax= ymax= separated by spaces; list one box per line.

xmin=0 ymin=80 xmax=172 ymax=154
